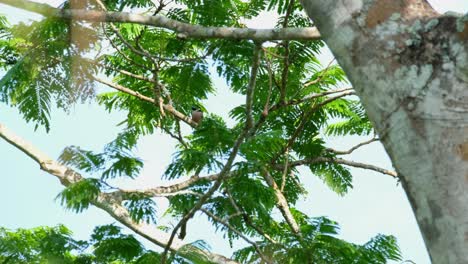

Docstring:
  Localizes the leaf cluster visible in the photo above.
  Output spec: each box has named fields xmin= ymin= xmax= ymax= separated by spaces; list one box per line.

xmin=0 ymin=17 xmax=98 ymax=131
xmin=0 ymin=0 xmax=395 ymax=263
xmin=233 ymin=214 xmax=401 ymax=264
xmin=0 ymin=224 xmax=210 ymax=264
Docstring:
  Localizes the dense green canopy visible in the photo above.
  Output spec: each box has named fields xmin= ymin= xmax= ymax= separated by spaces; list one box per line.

xmin=0 ymin=0 xmax=401 ymax=263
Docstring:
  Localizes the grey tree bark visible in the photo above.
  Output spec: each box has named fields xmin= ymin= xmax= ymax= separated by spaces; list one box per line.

xmin=300 ymin=0 xmax=468 ymax=263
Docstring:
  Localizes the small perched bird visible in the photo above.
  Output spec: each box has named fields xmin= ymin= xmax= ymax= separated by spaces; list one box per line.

xmin=191 ymin=106 xmax=203 ymax=124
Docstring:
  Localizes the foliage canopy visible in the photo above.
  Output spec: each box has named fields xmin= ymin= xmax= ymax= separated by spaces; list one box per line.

xmin=0 ymin=0 xmax=400 ymax=263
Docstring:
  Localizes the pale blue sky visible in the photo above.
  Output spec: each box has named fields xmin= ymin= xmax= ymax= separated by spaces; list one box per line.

xmin=1 ymin=1 xmax=467 ymax=263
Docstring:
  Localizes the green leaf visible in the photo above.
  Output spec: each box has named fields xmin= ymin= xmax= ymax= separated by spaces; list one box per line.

xmin=0 ymin=225 xmax=86 ymax=263
xmin=123 ymin=197 xmax=157 ymax=224
xmin=101 ymin=153 xmax=143 ymax=180
xmin=91 ymin=225 xmax=143 ymax=262
xmin=56 ymin=179 xmax=102 ymax=212
xmin=309 ymin=162 xmax=353 ymax=195
xmin=59 ymin=146 xmax=105 ymax=173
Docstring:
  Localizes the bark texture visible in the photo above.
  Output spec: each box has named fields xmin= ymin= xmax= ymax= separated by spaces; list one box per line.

xmin=0 ymin=0 xmax=320 ymax=41
xmin=301 ymin=0 xmax=468 ymax=263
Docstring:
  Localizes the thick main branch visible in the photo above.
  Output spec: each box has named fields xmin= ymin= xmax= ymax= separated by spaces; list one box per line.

xmin=0 ymin=122 xmax=238 ymax=264
xmin=0 ymin=0 xmax=321 ymax=41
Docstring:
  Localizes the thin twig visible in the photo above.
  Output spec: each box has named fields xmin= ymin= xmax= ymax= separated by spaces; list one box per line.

xmin=326 ymin=137 xmax=379 ymax=155
xmin=225 ymin=212 xmax=244 ymax=221
xmin=272 ymin=91 xmax=355 ymax=163
xmin=262 ymin=52 xmax=274 ymax=117
xmin=246 ymin=43 xmax=263 ymax=129
xmin=303 ymin=58 xmax=336 ymax=87
xmin=93 ymin=77 xmax=198 ymax=127
xmin=278 ymin=157 xmax=397 ymax=178
xmin=279 ymin=43 xmax=290 ymax=105
xmin=279 ymin=87 xmax=354 ymax=110
xmin=175 ymin=120 xmax=186 ymax=146
xmin=224 ymin=188 xmax=280 ymax=245
xmin=262 ymin=47 xmax=286 ymax=59
xmin=278 ymin=0 xmax=295 ymax=105
xmin=101 ymin=23 xmax=152 ymax=71
xmin=158 ymin=124 xmax=188 ymax=149
xmin=90 ymin=58 xmax=156 ymax=83
xmin=96 ymin=0 xmax=158 ymax=66
xmin=223 ymin=187 xmax=242 ymax=214
xmin=201 ymin=208 xmax=273 ymax=264
xmin=248 ymin=88 xmax=350 ymax=139
xmin=280 ymin=148 xmax=289 ymax=193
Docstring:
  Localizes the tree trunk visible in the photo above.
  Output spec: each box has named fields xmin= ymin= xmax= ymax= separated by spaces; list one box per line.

xmin=300 ymin=0 xmax=468 ymax=263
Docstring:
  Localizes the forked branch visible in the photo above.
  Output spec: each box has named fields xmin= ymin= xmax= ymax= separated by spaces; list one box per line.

xmin=261 ymin=168 xmax=302 ymax=236
xmin=0 ymin=122 xmax=238 ymax=264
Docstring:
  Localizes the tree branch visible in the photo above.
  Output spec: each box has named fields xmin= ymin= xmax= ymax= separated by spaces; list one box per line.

xmin=0 ymin=122 xmax=238 ymax=264
xmin=93 ymin=77 xmax=198 ymax=127
xmin=326 ymin=137 xmax=379 ymax=155
xmin=279 ymin=87 xmax=354 ymax=110
xmin=88 ymin=58 xmax=156 ymax=83
xmin=246 ymin=43 xmax=263 ymax=129
xmin=160 ymin=126 xmax=249 ymax=263
xmin=96 ymin=0 xmax=157 ymax=66
xmin=117 ymin=148 xmax=396 ymax=202
xmin=223 ymin=187 xmax=280 ymax=245
xmin=161 ymin=42 xmax=263 ymax=263
xmin=280 ymin=148 xmax=289 ymax=192
xmin=261 ymin=168 xmax=302 ymax=236
xmin=303 ymin=58 xmax=336 ymax=87
xmin=97 ymin=0 xmax=210 ymax=64
xmin=278 ymin=0 xmax=296 ymax=105
xmin=201 ymin=208 xmax=273 ymax=264
xmin=158 ymin=125 xmax=188 ymax=149
xmin=117 ymin=173 xmax=224 ymax=199
xmin=0 ymin=0 xmax=321 ymax=41
xmin=262 ymin=52 xmax=274 ymax=116
xmin=272 ymin=91 xmax=355 ymax=163
xmin=285 ymin=157 xmax=398 ymax=178
xmin=101 ymin=23 xmax=152 ymax=71
xmin=251 ymin=88 xmax=354 ymax=139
